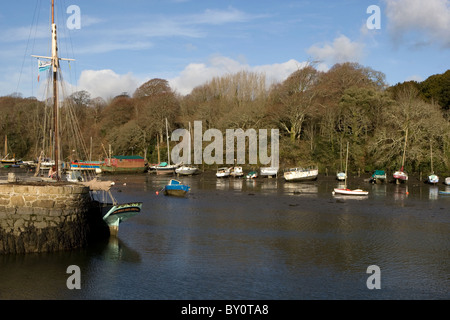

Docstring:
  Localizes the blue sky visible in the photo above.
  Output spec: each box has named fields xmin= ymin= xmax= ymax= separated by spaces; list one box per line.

xmin=1 ymin=0 xmax=449 ymax=100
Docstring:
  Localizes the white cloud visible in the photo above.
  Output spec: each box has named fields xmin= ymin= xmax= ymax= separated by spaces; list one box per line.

xmin=73 ymin=57 xmax=331 ymax=99
xmin=75 ymin=41 xmax=153 ymax=55
xmin=384 ymin=0 xmax=450 ymax=48
xmin=191 ymin=7 xmax=264 ymax=25
xmin=168 ymin=56 xmax=308 ymax=95
xmin=306 ymin=35 xmax=365 ymax=66
xmin=77 ymin=70 xmax=140 ymax=100
xmin=405 ymin=74 xmax=423 ymax=82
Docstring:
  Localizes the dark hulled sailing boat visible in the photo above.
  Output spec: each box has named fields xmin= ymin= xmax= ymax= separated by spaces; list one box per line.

xmin=31 ymin=0 xmax=142 ymax=236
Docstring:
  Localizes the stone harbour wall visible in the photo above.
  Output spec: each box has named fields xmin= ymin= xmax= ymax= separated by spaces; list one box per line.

xmin=0 ymin=182 xmax=109 ymax=254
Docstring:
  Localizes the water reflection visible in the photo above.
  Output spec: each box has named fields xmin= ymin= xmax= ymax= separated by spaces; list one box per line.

xmin=0 ymin=236 xmax=142 ymax=300
xmin=283 ymin=182 xmax=318 ymax=196
xmin=393 ymin=184 xmax=408 ymax=203
xmin=429 ymin=186 xmax=439 ymax=200
xmin=1 ymin=170 xmax=449 ymax=300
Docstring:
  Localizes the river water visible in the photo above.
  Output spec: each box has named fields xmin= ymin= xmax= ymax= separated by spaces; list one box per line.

xmin=0 ymin=170 xmax=449 ymax=300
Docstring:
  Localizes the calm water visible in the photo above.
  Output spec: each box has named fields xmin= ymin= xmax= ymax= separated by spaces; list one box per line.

xmin=0 ymin=171 xmax=449 ymax=300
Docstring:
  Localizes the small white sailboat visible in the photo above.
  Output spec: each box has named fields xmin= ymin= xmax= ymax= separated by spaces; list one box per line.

xmin=332 ymin=142 xmax=369 ymax=197
xmin=394 ymin=127 xmax=409 ymax=184
xmin=284 ymin=166 xmax=318 ymax=182
xmin=216 ymin=167 xmax=231 ymax=178
xmin=336 ymin=142 xmax=346 ymax=181
xmin=230 ymin=166 xmax=244 ymax=178
xmin=332 ymin=188 xmax=369 ymax=196
xmin=175 ymin=122 xmax=199 ymax=176
xmin=427 ymin=142 xmax=439 ymax=184
xmin=336 ymin=171 xmax=346 ymax=181
xmin=155 ymin=118 xmax=178 ymax=175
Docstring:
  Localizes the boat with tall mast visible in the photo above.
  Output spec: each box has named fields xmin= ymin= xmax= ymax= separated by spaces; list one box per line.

xmin=31 ymin=0 xmax=75 ymax=180
xmin=31 ymin=0 xmax=142 ymax=236
xmin=155 ymin=118 xmax=179 ymax=175
xmin=332 ymin=142 xmax=369 ymax=196
xmin=393 ymin=127 xmax=409 ymax=184
xmin=175 ymin=122 xmax=199 ymax=176
xmin=1 ymin=135 xmax=18 ymax=166
xmin=427 ymin=141 xmax=439 ymax=184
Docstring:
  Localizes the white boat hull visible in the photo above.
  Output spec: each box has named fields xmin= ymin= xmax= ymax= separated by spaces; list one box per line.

xmin=175 ymin=166 xmax=199 ymax=176
xmin=284 ymin=168 xmax=318 ymax=182
xmin=332 ymin=188 xmax=369 ymax=196
xmin=393 ymin=171 xmax=408 ymax=182
xmin=427 ymin=174 xmax=439 ymax=184
xmin=336 ymin=172 xmax=346 ymax=181
xmin=260 ymin=167 xmax=279 ymax=176
xmin=216 ymin=167 xmax=231 ymax=178
xmin=216 ymin=172 xmax=230 ymax=178
xmin=156 ymin=165 xmax=177 ymax=175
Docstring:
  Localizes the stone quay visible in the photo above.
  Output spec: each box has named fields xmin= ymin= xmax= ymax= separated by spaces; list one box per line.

xmin=0 ymin=180 xmax=109 ymax=254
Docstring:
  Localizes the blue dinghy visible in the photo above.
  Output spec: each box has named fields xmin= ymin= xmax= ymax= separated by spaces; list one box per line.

xmin=164 ymin=179 xmax=190 ymax=197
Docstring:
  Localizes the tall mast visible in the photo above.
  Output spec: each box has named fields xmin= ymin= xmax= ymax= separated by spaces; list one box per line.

xmin=166 ymin=118 xmax=171 ymax=165
xmin=31 ymin=0 xmax=74 ymax=179
xmin=51 ymin=0 xmax=60 ymax=180
xmin=344 ymin=141 xmax=349 ymax=188
xmin=430 ymin=141 xmax=434 ymax=173
xmin=401 ymin=127 xmax=408 ymax=171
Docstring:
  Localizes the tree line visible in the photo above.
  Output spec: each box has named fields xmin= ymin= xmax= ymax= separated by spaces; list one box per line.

xmin=1 ymin=63 xmax=449 ymax=175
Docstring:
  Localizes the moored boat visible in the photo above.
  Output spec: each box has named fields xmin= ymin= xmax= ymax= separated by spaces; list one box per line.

xmin=155 ymin=162 xmax=177 ymax=175
xmin=331 ymin=142 xmax=369 ymax=197
xmin=260 ymin=167 xmax=278 ymax=177
xmin=426 ymin=143 xmax=439 ymax=184
xmin=284 ymin=166 xmax=318 ymax=182
xmin=102 ymin=202 xmax=143 ymax=236
xmin=163 ymin=179 xmax=190 ymax=197
xmin=427 ymin=174 xmax=439 ymax=184
xmin=394 ymin=127 xmax=409 ymax=184
xmin=216 ymin=167 xmax=231 ymax=178
xmin=332 ymin=188 xmax=369 ymax=196
xmin=393 ymin=168 xmax=408 ymax=183
xmin=336 ymin=172 xmax=346 ymax=181
xmin=246 ymin=171 xmax=258 ymax=179
xmin=175 ymin=165 xmax=199 ymax=176
xmin=155 ymin=118 xmax=178 ymax=175
xmin=101 ymin=156 xmax=148 ymax=174
xmin=370 ymin=170 xmax=387 ymax=184
xmin=28 ymin=0 xmax=142 ymax=239
xmin=70 ymin=160 xmax=103 ymax=174
xmin=1 ymin=135 xmax=18 ymax=167
xmin=230 ymin=166 xmax=244 ymax=178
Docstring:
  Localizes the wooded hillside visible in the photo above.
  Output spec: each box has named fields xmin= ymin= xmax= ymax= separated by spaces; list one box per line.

xmin=1 ymin=63 xmax=449 ymax=175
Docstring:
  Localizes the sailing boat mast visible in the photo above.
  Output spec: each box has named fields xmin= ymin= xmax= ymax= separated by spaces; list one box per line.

xmin=166 ymin=118 xmax=171 ymax=165
xmin=401 ymin=127 xmax=408 ymax=171
xmin=430 ymin=141 xmax=434 ymax=174
xmin=51 ymin=0 xmax=60 ymax=180
xmin=4 ymin=135 xmax=7 ymax=158
xmin=344 ymin=141 xmax=349 ymax=188
xmin=31 ymin=0 xmax=75 ymax=180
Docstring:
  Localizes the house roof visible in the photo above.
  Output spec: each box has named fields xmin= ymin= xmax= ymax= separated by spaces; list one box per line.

xmin=111 ymin=155 xmax=144 ymax=160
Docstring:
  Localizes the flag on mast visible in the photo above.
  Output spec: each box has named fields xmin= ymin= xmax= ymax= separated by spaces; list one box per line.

xmin=38 ymin=59 xmax=51 ymax=82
